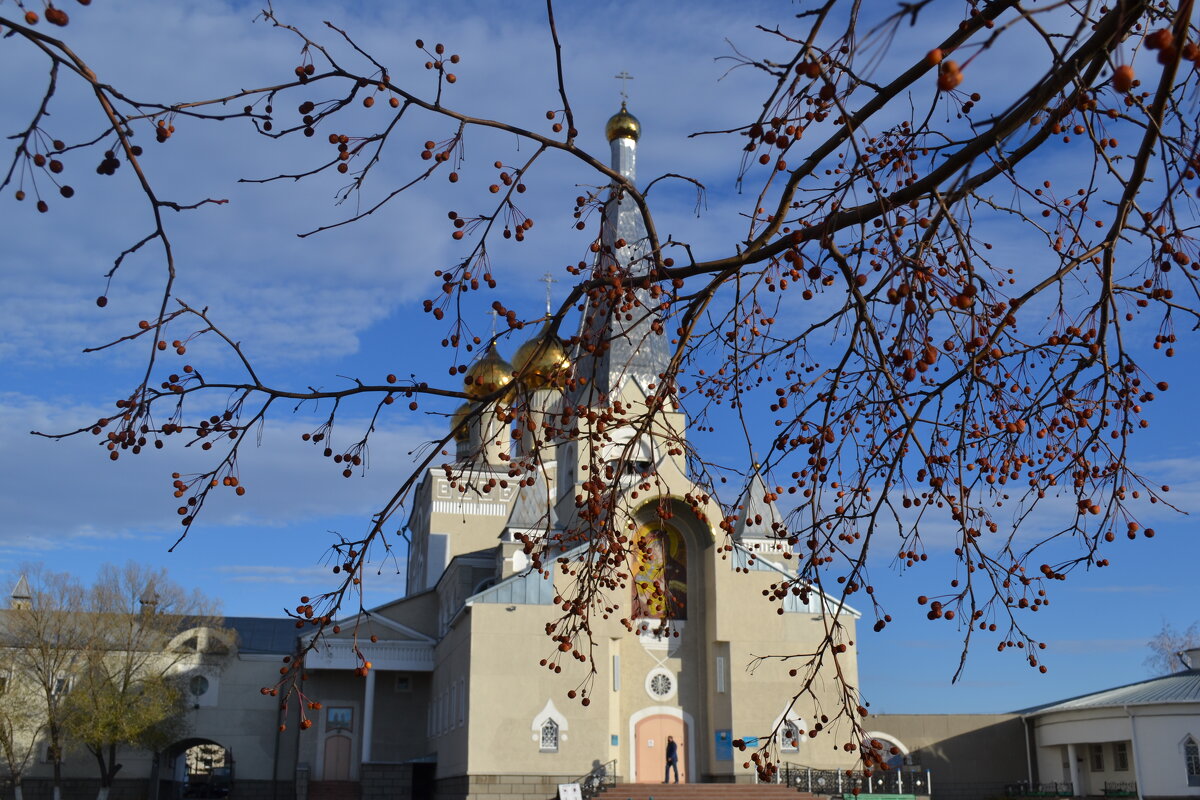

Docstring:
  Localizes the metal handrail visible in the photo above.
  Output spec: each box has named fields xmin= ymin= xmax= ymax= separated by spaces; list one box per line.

xmin=574 ymin=759 xmax=618 ymax=799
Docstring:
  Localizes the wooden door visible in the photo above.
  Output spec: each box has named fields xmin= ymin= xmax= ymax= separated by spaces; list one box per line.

xmin=635 ymin=714 xmax=685 ymax=783
xmin=323 ymin=734 xmax=352 ymax=780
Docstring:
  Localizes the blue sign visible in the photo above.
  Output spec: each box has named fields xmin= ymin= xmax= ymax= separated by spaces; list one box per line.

xmin=715 ymin=729 xmax=733 ymax=761
xmin=611 ymin=734 xmax=619 ymax=746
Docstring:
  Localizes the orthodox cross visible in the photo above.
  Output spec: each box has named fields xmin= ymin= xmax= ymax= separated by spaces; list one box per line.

xmin=539 ymin=272 xmax=558 ymax=315
xmin=488 ymin=308 xmax=500 ymax=336
xmin=614 ymin=71 xmax=634 ymax=103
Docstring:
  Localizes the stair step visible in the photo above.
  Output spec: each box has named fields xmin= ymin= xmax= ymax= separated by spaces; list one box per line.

xmin=604 ymin=785 xmax=817 ymax=800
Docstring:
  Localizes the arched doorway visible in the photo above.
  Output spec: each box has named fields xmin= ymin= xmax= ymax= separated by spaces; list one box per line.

xmin=634 ymin=714 xmax=686 ymax=783
xmin=160 ymin=738 xmax=232 ymax=800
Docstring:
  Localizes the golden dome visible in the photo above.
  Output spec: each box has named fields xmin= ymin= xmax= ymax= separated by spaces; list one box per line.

xmin=463 ymin=344 xmax=513 ymax=399
xmin=605 ymin=103 xmax=641 ymax=142
xmin=450 ymin=401 xmax=472 ymax=442
xmin=513 ymin=327 xmax=571 ymax=390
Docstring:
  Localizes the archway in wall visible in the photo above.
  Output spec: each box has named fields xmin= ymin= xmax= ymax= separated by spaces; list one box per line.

xmin=631 ymin=523 xmax=688 ymax=621
xmin=160 ymin=738 xmax=233 ymax=800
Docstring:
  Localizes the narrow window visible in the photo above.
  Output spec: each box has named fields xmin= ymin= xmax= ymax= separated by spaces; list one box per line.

xmin=540 ymin=719 xmax=559 ymax=752
xmin=0 ymin=673 xmax=8 ymax=695
xmin=1113 ymin=741 xmax=1130 ymax=772
xmin=716 ymin=656 xmax=726 ymax=694
xmin=1184 ymin=736 xmax=1200 ymax=787
xmin=1089 ymin=743 xmax=1104 ymax=772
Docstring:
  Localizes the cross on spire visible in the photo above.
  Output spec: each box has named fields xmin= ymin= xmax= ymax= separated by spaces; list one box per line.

xmin=488 ymin=308 xmax=500 ymax=336
xmin=614 ymin=71 xmax=634 ymax=103
xmin=539 ymin=272 xmax=558 ymax=316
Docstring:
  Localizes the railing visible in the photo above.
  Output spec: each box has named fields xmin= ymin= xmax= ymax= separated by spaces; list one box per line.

xmin=1103 ymin=781 xmax=1137 ymax=797
xmin=574 ymin=759 xmax=618 ymax=799
xmin=1004 ymin=781 xmax=1074 ymax=797
xmin=780 ymin=763 xmax=931 ymax=796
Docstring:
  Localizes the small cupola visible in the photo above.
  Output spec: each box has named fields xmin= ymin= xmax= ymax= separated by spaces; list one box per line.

xmin=463 ymin=344 xmax=514 ymax=399
xmin=513 ymin=326 xmax=571 ymax=390
xmin=605 ymin=102 xmax=641 ymax=142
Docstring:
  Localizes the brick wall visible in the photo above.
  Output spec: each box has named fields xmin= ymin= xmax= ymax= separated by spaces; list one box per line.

xmin=435 ymin=774 xmax=583 ymax=800
xmin=361 ymin=763 xmax=414 ymax=800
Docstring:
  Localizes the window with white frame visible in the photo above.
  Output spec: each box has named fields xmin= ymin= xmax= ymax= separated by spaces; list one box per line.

xmin=51 ymin=675 xmax=70 ymax=696
xmin=1184 ymin=735 xmax=1200 ymax=787
xmin=540 ymin=718 xmax=559 ymax=752
xmin=1114 ymin=741 xmax=1130 ymax=772
xmin=1089 ymin=743 xmax=1104 ymax=772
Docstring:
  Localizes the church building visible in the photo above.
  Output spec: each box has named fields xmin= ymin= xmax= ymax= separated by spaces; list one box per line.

xmin=295 ymin=103 xmax=863 ymax=799
xmin=1 ymin=105 xmax=863 ymax=800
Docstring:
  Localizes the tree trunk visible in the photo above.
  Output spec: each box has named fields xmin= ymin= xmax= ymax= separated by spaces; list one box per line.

xmin=13 ymin=781 xmax=24 ymax=800
xmin=96 ymin=789 xmax=110 ymax=800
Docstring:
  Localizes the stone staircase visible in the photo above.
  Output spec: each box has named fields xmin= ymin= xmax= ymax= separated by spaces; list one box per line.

xmin=603 ymin=783 xmax=818 ymax=800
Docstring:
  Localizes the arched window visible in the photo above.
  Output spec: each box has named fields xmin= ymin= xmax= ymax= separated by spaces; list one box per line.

xmin=540 ymin=719 xmax=559 ymax=752
xmin=631 ymin=525 xmax=687 ymax=620
xmin=1185 ymin=735 xmax=1200 ymax=787
xmin=781 ymin=721 xmax=801 ymax=752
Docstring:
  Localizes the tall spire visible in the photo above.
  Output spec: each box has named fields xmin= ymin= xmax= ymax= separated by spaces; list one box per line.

xmin=571 ymin=102 xmax=669 ymax=400
xmin=10 ymin=574 xmax=31 ymax=610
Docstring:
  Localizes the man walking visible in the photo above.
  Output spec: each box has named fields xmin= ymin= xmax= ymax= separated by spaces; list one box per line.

xmin=664 ymin=735 xmax=680 ymax=783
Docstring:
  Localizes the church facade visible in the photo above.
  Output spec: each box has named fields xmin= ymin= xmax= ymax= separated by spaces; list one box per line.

xmin=293 ymin=104 xmax=862 ymax=799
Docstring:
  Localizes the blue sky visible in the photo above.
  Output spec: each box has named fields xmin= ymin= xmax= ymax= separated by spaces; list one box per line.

xmin=1 ymin=0 xmax=1197 ymax=715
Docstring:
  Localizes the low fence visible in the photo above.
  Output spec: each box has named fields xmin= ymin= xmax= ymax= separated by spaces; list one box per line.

xmin=781 ymin=764 xmax=932 ymax=796
xmin=1004 ymin=781 xmax=1074 ymax=797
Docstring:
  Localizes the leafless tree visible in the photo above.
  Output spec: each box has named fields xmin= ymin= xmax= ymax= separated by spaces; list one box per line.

xmin=0 ymin=567 xmax=89 ymax=800
xmin=1145 ymin=619 xmax=1200 ymax=674
xmin=4 ymin=0 xmax=1199 ymax=773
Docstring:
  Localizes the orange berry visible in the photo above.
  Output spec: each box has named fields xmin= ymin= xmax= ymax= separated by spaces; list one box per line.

xmin=1112 ymin=65 xmax=1134 ymax=93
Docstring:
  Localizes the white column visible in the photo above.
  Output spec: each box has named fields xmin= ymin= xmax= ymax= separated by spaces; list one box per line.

xmin=362 ymin=668 xmax=376 ymax=764
xmin=1067 ymin=743 xmax=1082 ymax=797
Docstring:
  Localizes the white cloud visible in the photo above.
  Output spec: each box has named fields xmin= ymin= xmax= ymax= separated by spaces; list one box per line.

xmin=0 ymin=392 xmax=439 ymax=553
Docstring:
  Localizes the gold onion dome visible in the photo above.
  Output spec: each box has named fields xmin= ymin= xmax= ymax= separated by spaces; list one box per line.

xmin=463 ymin=344 xmax=513 ymax=399
xmin=451 ymin=401 xmax=472 ymax=442
xmin=513 ymin=327 xmax=571 ymax=390
xmin=605 ymin=102 xmax=641 ymax=142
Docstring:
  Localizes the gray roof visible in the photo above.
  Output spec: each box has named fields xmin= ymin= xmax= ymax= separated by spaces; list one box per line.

xmin=10 ymin=575 xmax=31 ymax=600
xmin=505 ymin=469 xmax=558 ymax=532
xmin=733 ymin=471 xmax=784 ymax=540
xmin=1024 ymin=668 xmax=1200 ymax=715
xmin=223 ymin=616 xmax=300 ymax=655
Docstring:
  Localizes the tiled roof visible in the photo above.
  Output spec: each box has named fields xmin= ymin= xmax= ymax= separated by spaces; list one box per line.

xmin=1024 ymin=668 xmax=1200 ymax=715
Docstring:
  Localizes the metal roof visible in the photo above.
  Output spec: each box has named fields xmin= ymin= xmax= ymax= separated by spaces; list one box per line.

xmin=1024 ymin=668 xmax=1200 ymax=715
xmin=223 ymin=616 xmax=299 ymax=654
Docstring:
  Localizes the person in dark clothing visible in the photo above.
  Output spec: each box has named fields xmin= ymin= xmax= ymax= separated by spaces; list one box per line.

xmin=664 ymin=735 xmax=679 ymax=783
